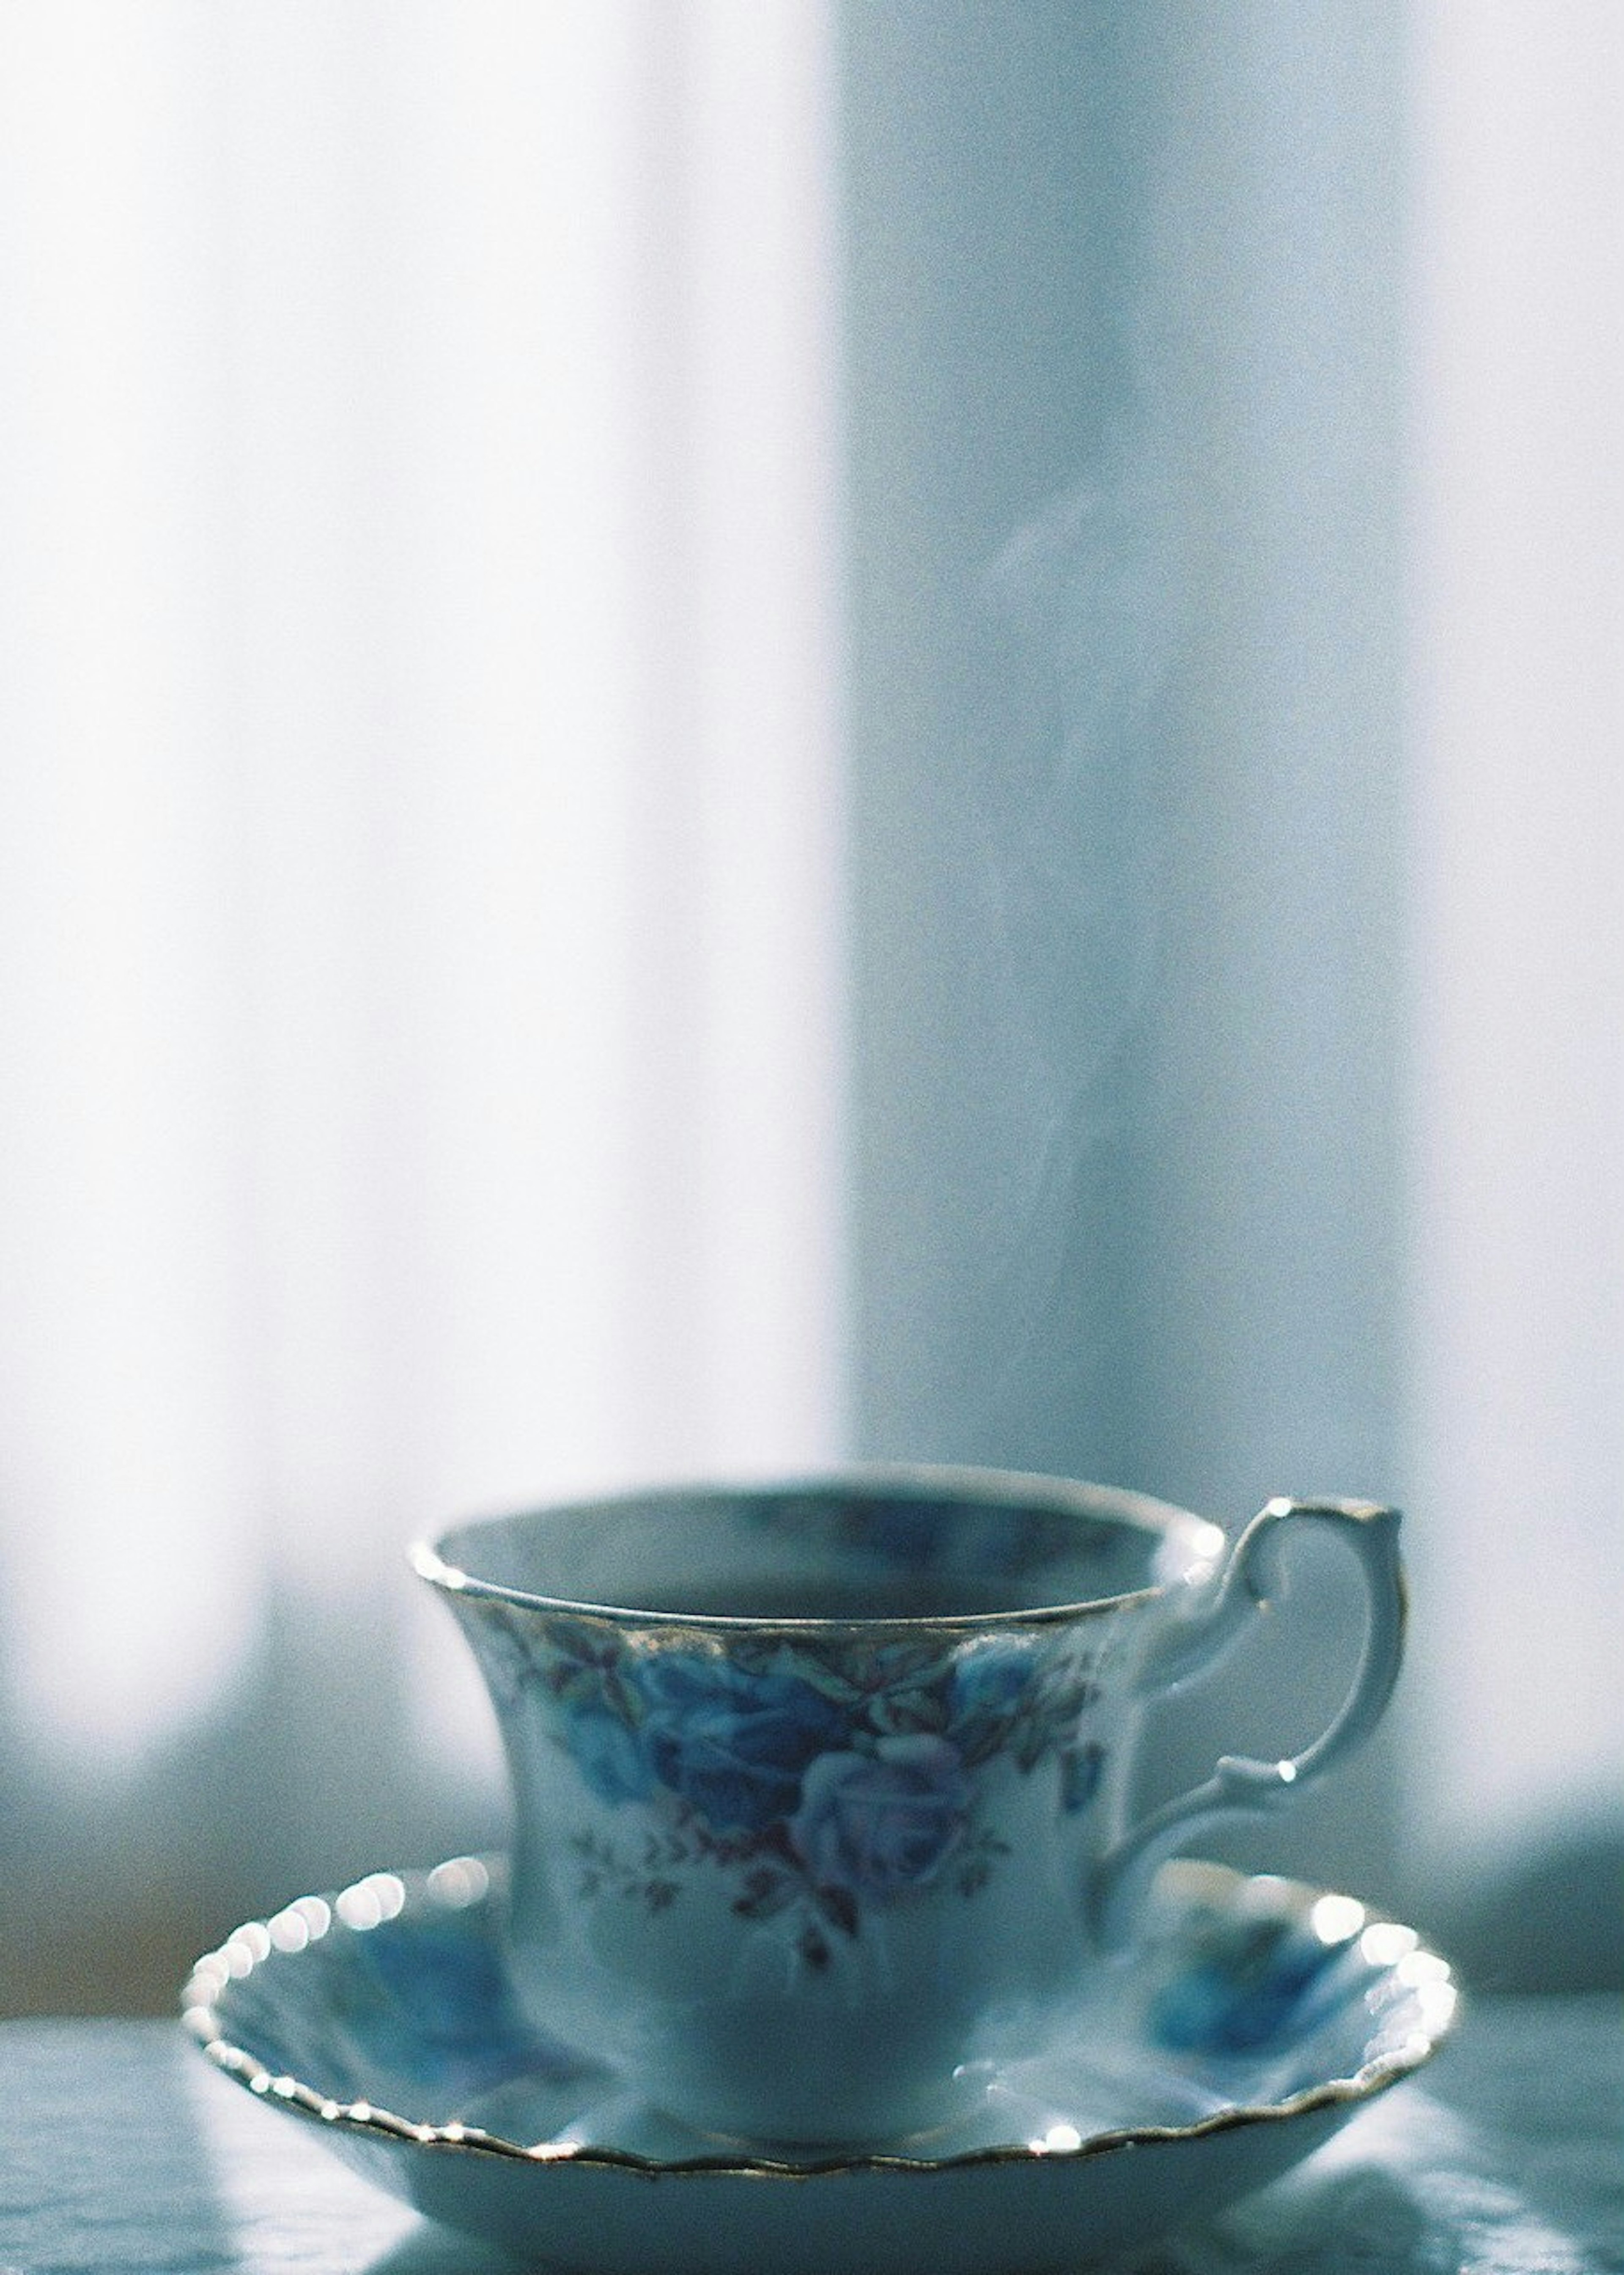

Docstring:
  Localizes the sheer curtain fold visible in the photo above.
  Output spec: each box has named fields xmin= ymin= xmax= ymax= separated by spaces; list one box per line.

xmin=839 ymin=0 xmax=1620 ymax=1956
xmin=4 ymin=0 xmax=1617 ymax=2018
xmin=0 ymin=0 xmax=843 ymax=1839
xmin=1406 ymin=0 xmax=1624 ymax=1862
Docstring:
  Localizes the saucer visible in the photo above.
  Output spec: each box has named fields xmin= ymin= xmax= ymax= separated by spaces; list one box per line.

xmin=183 ymin=1855 xmax=1458 ymax=2275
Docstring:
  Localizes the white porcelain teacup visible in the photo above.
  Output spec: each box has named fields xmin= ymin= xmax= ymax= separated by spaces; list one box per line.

xmin=414 ymin=1466 xmax=1404 ymax=2149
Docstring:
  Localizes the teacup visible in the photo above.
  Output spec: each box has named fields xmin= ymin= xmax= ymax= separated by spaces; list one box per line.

xmin=414 ymin=1466 xmax=1403 ymax=2149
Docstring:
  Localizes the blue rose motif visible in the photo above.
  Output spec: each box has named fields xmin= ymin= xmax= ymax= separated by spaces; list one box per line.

xmin=634 ymin=1654 xmax=849 ymax=1833
xmin=566 ymin=1704 xmax=657 ymax=1806
xmin=789 ymin=1734 xmax=971 ymax=1897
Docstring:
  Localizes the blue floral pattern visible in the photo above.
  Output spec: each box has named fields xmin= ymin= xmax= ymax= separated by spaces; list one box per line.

xmin=1148 ymin=1908 xmax=1365 ymax=2057
xmin=475 ymin=1608 xmax=1104 ymax=1967
xmin=634 ymin=1657 xmax=849 ymax=1833
xmin=790 ymin=1735 xmax=971 ymax=1896
xmin=220 ymin=1891 xmax=574 ymax=2100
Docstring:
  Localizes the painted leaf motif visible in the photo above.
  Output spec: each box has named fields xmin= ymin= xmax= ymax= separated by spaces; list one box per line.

xmin=869 ymin=1683 xmax=950 ymax=1737
xmin=733 ymin=1866 xmax=798 ymax=1922
xmin=1062 ymin=1739 xmax=1106 ymax=1813
xmin=814 ymin=1882 xmax=860 ymax=1940
xmin=954 ymin=1716 xmax=1016 ymax=1769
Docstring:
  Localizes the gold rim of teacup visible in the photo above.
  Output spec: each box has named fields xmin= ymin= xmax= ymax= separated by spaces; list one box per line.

xmin=409 ymin=1461 xmax=1226 ymax=1632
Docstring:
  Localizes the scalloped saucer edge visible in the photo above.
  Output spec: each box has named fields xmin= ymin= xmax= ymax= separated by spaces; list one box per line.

xmin=183 ymin=1855 xmax=1459 ymax=2275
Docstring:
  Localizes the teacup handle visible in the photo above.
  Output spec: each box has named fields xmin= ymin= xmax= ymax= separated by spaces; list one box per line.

xmin=1092 ymin=1498 xmax=1405 ymax=1948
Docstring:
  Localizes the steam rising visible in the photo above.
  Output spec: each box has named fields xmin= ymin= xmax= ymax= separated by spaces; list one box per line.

xmin=950 ymin=434 xmax=1185 ymax=1446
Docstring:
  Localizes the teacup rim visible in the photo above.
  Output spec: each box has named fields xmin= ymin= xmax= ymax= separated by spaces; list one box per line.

xmin=408 ymin=1462 xmax=1227 ymax=1632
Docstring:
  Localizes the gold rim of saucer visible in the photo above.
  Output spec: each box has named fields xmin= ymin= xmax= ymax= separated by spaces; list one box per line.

xmin=181 ymin=1854 xmax=1460 ymax=2182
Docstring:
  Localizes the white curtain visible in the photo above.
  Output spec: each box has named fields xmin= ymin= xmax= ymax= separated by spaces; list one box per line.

xmin=837 ymin=0 xmax=1621 ymax=1963
xmin=1405 ymin=0 xmax=1624 ymax=1873
xmin=0 ymin=0 xmax=845 ymax=1972
xmin=2 ymin=0 xmax=1617 ymax=2009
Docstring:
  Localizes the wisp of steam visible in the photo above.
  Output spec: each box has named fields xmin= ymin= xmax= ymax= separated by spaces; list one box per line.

xmin=949 ymin=430 xmax=1186 ymax=1446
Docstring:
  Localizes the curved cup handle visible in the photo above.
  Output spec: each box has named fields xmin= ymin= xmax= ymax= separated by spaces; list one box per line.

xmin=1092 ymin=1498 xmax=1406 ymax=1949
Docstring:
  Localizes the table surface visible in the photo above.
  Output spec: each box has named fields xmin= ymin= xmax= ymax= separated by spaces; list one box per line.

xmin=1 ymin=1997 xmax=1619 ymax=2274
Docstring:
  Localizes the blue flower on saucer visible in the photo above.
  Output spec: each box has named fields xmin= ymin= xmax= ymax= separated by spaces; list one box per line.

xmin=1151 ymin=1917 xmax=1357 ymax=2056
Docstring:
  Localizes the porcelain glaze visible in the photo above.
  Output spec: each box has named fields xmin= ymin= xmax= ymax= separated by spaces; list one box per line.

xmin=413 ymin=1468 xmax=1405 ymax=2146
xmin=183 ymin=1854 xmax=1458 ymax=2275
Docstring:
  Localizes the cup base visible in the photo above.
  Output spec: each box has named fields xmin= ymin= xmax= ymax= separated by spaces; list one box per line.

xmin=642 ymin=2070 xmax=1007 ymax=2161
